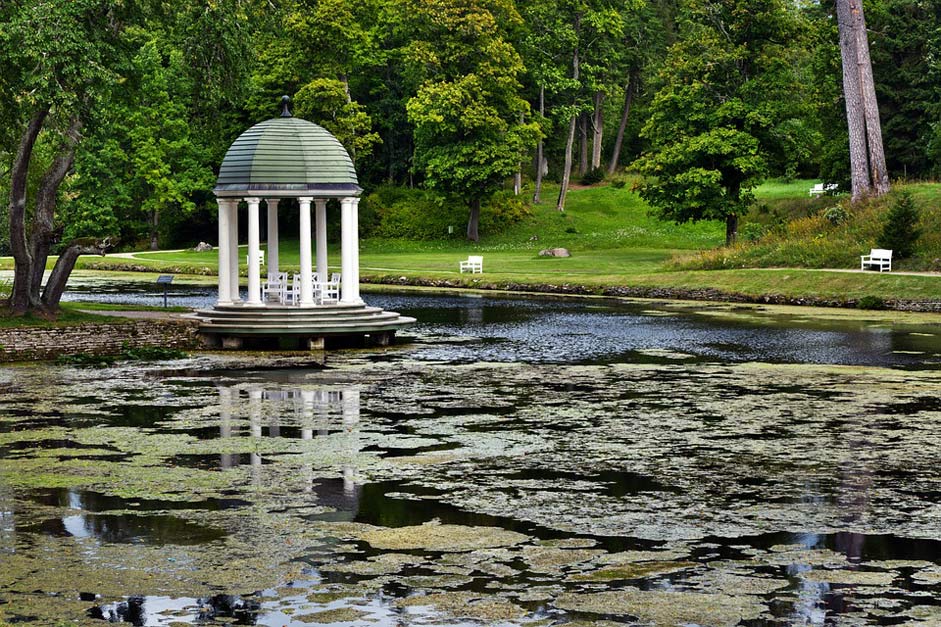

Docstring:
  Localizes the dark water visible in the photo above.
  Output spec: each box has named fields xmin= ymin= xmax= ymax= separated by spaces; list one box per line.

xmin=0 ymin=278 xmax=939 ymax=625
xmin=61 ymin=274 xmax=941 ymax=367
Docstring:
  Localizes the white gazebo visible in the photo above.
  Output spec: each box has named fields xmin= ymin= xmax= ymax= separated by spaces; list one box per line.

xmin=193 ymin=96 xmax=415 ymax=349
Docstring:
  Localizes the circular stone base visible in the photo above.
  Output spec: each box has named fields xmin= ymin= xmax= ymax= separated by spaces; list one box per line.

xmin=190 ymin=302 xmax=416 ymax=341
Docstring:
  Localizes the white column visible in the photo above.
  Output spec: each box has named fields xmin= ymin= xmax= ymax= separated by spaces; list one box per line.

xmin=246 ymin=197 xmax=262 ymax=305
xmin=340 ymin=196 xmax=362 ymax=304
xmin=315 ymin=199 xmax=328 ymax=283
xmin=351 ymin=197 xmax=361 ymax=300
xmin=298 ymin=197 xmax=314 ymax=307
xmin=266 ymin=198 xmax=280 ymax=278
xmin=228 ymin=201 xmax=240 ymax=302
xmin=216 ymin=200 xmax=232 ymax=305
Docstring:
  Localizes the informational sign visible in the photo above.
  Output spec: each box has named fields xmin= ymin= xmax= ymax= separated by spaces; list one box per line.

xmin=156 ymin=275 xmax=174 ymax=307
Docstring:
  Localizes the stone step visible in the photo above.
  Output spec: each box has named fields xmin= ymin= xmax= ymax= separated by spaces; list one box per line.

xmin=195 ymin=305 xmax=382 ymax=317
xmin=197 ymin=316 xmax=416 ymax=335
xmin=193 ymin=312 xmax=404 ymax=326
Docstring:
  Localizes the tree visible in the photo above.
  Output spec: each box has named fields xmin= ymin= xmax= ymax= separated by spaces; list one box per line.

xmin=879 ymin=191 xmax=920 ymax=258
xmin=1 ymin=0 xmax=124 ymax=314
xmin=836 ymin=0 xmax=890 ymax=200
xmin=2 ymin=0 xmax=260 ymax=314
xmin=863 ymin=0 xmax=941 ymax=179
xmin=400 ymin=0 xmax=540 ymax=241
xmin=70 ymin=41 xmax=214 ymax=251
xmin=634 ymin=0 xmax=815 ymax=245
xmin=294 ymin=78 xmax=381 ymax=162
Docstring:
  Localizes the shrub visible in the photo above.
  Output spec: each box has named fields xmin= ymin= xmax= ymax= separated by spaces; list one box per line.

xmin=856 ymin=295 xmax=886 ymax=310
xmin=738 ymin=223 xmax=766 ymax=242
xmin=579 ymin=167 xmax=605 ymax=186
xmin=822 ymin=204 xmax=849 ymax=226
xmin=879 ymin=191 xmax=921 ymax=258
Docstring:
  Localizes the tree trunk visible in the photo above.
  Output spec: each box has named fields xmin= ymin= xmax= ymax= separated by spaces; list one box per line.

xmin=533 ymin=85 xmax=545 ymax=204
xmin=466 ymin=198 xmax=481 ymax=242
xmin=608 ymin=75 xmax=636 ymax=175
xmin=42 ymin=238 xmax=113 ymax=308
xmin=8 ymin=108 xmax=50 ymax=314
xmin=556 ymin=18 xmax=580 ymax=213
xmin=725 ymin=213 xmax=738 ymax=247
xmin=28 ymin=116 xmax=82 ymax=303
xmin=591 ymin=90 xmax=604 ymax=170
xmin=150 ymin=209 xmax=160 ymax=250
xmin=850 ymin=0 xmax=890 ymax=196
xmin=836 ymin=0 xmax=871 ymax=202
xmin=578 ymin=113 xmax=589 ymax=175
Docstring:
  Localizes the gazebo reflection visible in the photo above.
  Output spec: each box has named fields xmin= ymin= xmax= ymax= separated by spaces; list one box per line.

xmin=216 ymin=383 xmax=362 ymax=515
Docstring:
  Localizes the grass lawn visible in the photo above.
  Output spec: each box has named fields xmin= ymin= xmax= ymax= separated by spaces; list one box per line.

xmin=2 ymin=178 xmax=939 ymax=305
xmin=0 ymin=302 xmax=136 ymax=328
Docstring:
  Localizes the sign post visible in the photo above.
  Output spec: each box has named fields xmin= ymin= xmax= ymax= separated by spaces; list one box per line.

xmin=156 ymin=275 xmax=174 ymax=308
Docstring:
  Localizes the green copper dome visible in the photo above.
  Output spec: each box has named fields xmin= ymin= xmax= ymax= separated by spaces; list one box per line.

xmin=215 ymin=110 xmax=360 ymax=195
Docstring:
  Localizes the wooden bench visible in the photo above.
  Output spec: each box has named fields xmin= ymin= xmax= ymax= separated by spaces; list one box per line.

xmin=460 ymin=255 xmax=483 ymax=273
xmin=860 ymin=248 xmax=892 ymax=272
xmin=809 ymin=183 xmax=838 ymax=197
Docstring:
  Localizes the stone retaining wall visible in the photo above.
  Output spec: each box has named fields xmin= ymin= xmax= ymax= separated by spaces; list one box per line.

xmin=0 ymin=319 xmax=203 ymax=362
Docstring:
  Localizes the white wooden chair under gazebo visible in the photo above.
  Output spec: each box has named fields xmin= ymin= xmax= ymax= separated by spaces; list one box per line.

xmin=192 ymin=96 xmax=415 ymax=349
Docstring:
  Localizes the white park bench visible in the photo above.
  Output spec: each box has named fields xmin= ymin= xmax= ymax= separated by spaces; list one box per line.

xmin=809 ymin=183 xmax=838 ymax=197
xmin=860 ymin=248 xmax=892 ymax=272
xmin=246 ymin=249 xmax=265 ymax=266
xmin=460 ymin=255 xmax=483 ymax=273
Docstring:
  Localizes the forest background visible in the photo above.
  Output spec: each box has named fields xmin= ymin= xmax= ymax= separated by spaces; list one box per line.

xmin=1 ymin=0 xmax=939 ymax=259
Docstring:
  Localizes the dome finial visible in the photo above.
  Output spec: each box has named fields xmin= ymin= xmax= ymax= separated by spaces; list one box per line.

xmin=280 ymin=95 xmax=292 ymax=117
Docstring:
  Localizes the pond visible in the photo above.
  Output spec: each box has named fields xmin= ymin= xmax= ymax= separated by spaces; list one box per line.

xmin=2 ymin=275 xmax=941 ymax=625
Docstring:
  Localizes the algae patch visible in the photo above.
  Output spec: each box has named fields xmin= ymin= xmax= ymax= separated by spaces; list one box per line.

xmin=359 ymin=521 xmax=529 ymax=552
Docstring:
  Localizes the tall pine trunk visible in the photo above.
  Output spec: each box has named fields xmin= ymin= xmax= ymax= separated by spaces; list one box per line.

xmin=533 ymin=85 xmax=545 ymax=204
xmin=556 ymin=33 xmax=580 ymax=213
xmin=590 ymin=90 xmax=604 ymax=170
xmin=608 ymin=75 xmax=636 ymax=175
xmin=850 ymin=0 xmax=890 ymax=195
xmin=836 ymin=0 xmax=871 ymax=201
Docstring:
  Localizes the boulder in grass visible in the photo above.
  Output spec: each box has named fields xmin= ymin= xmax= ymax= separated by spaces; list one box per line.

xmin=194 ymin=242 xmax=213 ymax=252
xmin=539 ymin=247 xmax=571 ymax=258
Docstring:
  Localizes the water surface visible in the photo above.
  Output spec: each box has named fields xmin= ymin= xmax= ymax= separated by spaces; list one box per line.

xmin=1 ymin=279 xmax=941 ymax=625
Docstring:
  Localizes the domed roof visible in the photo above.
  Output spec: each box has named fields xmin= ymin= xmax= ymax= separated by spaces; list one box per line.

xmin=215 ymin=99 xmax=360 ymax=196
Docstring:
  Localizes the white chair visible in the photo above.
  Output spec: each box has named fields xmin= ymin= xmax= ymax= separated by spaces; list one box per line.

xmin=283 ymin=274 xmax=301 ymax=305
xmin=319 ymin=273 xmax=340 ymax=304
xmin=262 ymin=272 xmax=288 ymax=302
xmin=460 ymin=255 xmax=483 ymax=273
xmin=860 ymin=248 xmax=892 ymax=272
